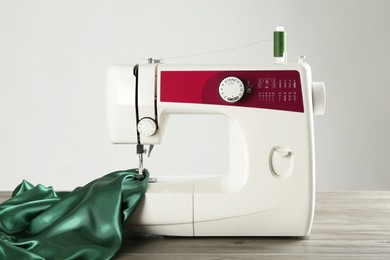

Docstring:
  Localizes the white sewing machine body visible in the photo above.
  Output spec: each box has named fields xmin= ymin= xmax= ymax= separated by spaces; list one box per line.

xmin=106 ymin=61 xmax=325 ymax=236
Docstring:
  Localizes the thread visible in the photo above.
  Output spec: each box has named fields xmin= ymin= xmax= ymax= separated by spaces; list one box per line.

xmin=158 ymin=38 xmax=272 ymax=61
xmin=273 ymin=27 xmax=286 ymax=58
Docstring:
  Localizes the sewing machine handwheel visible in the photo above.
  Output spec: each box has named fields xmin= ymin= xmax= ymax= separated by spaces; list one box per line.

xmin=137 ymin=117 xmax=157 ymax=137
xmin=312 ymin=82 xmax=326 ymax=115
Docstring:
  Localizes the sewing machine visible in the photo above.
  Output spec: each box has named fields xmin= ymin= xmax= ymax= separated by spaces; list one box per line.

xmin=106 ymin=28 xmax=326 ymax=236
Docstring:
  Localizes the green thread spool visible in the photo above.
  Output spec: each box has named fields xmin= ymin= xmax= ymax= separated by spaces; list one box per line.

xmin=274 ymin=27 xmax=286 ymax=59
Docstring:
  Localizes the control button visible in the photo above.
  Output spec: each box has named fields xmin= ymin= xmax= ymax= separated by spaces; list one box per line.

xmin=218 ymin=76 xmax=245 ymax=103
xmin=269 ymin=146 xmax=294 ymax=178
xmin=137 ymin=117 xmax=157 ymax=137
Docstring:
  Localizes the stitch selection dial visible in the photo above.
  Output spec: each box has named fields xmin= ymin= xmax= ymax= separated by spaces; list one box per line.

xmin=218 ymin=76 xmax=245 ymax=103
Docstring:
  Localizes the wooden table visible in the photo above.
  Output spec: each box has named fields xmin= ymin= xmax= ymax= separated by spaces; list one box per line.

xmin=1 ymin=192 xmax=390 ymax=259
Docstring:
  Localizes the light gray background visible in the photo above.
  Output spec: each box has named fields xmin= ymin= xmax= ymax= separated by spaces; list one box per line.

xmin=1 ymin=0 xmax=389 ymax=191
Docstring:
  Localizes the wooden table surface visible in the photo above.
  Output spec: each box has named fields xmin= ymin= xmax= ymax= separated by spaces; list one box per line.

xmin=1 ymin=191 xmax=390 ymax=259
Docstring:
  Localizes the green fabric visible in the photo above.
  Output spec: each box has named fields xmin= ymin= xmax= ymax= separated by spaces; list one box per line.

xmin=0 ymin=169 xmax=148 ymax=259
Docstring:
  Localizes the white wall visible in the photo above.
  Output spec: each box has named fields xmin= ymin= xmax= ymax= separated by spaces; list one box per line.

xmin=0 ymin=0 xmax=389 ymax=191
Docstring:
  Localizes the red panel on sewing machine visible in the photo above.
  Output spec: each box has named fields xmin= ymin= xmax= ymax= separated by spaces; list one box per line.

xmin=160 ymin=70 xmax=304 ymax=113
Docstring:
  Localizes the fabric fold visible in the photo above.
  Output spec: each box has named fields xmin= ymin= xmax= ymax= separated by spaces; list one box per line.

xmin=0 ymin=169 xmax=148 ymax=259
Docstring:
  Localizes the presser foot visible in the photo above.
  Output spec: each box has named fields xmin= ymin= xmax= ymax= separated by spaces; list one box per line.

xmin=135 ymin=144 xmax=156 ymax=182
xmin=134 ymin=170 xmax=157 ymax=183
xmin=135 ymin=172 xmax=145 ymax=180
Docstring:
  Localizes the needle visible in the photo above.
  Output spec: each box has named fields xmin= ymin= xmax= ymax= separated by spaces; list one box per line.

xmin=136 ymin=144 xmax=145 ymax=180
